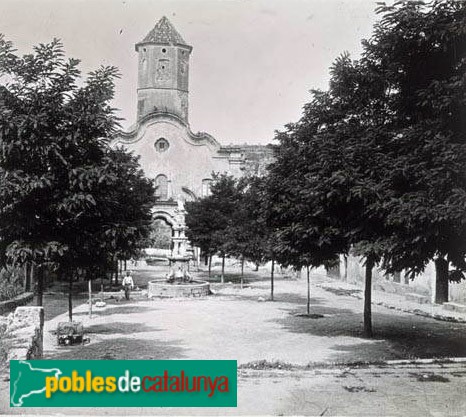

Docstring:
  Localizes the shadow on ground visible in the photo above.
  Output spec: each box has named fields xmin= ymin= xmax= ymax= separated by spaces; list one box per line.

xmin=73 ymin=304 xmax=154 ymax=317
xmin=45 ymin=337 xmax=187 ymax=360
xmin=84 ymin=322 xmax=159 ymax=335
xmin=24 ymin=294 xmax=89 ymax=321
xmin=273 ymin=304 xmax=466 ymax=362
xmin=229 ymin=291 xmax=332 ymax=306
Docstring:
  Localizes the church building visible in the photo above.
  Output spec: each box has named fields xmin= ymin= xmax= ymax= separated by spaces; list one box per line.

xmin=111 ymin=17 xmax=273 ymax=251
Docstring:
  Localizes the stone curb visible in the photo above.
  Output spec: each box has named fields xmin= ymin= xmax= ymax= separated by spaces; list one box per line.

xmin=313 ymin=357 xmax=466 ymax=368
xmin=239 ymin=357 xmax=466 ymax=372
xmin=316 ymin=283 xmax=466 ymax=324
xmin=373 ymin=299 xmax=466 ymax=324
xmin=385 ymin=357 xmax=466 ymax=365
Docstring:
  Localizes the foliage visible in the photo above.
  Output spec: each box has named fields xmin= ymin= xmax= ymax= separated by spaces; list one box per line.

xmin=267 ymin=0 xmax=466 ymax=277
xmin=265 ymin=0 xmax=466 ymax=333
xmin=0 ymin=268 xmax=24 ymax=301
xmin=186 ymin=172 xmax=275 ymax=271
xmin=363 ymin=1 xmax=466 ymax=278
xmin=222 ymin=175 xmax=272 ymax=265
xmin=56 ymin=147 xmax=156 ymax=277
xmin=185 ymin=173 xmax=240 ymax=259
xmin=0 ymin=36 xmax=156 ymax=287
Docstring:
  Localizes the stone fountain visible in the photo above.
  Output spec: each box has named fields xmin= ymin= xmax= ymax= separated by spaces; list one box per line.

xmin=148 ymin=199 xmax=210 ymax=298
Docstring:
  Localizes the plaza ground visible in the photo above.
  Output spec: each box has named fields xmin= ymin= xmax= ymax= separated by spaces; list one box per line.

xmin=1 ymin=265 xmax=465 ymax=415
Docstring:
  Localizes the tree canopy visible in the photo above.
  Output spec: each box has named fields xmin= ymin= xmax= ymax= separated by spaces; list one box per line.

xmin=265 ymin=0 xmax=466 ymax=335
xmin=0 ymin=36 xmax=156 ymax=304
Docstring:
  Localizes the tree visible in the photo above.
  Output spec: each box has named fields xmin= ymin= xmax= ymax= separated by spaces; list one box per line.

xmin=185 ymin=173 xmax=239 ymax=282
xmin=185 ymin=198 xmax=216 ymax=276
xmin=266 ymin=0 xmax=466 ymax=335
xmin=222 ymin=175 xmax=274 ymax=290
xmin=56 ymin=146 xmax=156 ymax=320
xmin=362 ymin=1 xmax=466 ymax=303
xmin=0 ymin=36 xmax=156 ymax=312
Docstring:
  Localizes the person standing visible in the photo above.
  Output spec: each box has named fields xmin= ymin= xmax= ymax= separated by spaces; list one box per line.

xmin=122 ymin=271 xmax=134 ymax=300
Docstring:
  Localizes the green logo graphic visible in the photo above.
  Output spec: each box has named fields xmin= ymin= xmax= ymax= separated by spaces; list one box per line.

xmin=10 ymin=360 xmax=237 ymax=408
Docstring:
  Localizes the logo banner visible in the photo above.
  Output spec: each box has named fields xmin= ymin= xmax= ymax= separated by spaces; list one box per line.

xmin=10 ymin=360 xmax=237 ymax=408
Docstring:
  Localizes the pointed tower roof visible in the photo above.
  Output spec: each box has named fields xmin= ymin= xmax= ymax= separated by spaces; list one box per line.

xmin=136 ymin=16 xmax=191 ymax=49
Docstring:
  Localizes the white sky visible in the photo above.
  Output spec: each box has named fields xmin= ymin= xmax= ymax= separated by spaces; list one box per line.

xmin=0 ymin=0 xmax=379 ymax=144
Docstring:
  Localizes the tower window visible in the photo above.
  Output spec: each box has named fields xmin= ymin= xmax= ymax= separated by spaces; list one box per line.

xmin=162 ymin=48 xmax=166 ymax=53
xmin=154 ymin=138 xmax=169 ymax=152
xmin=156 ymin=59 xmax=170 ymax=81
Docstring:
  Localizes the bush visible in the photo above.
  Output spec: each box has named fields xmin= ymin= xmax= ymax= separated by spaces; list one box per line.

xmin=0 ymin=268 xmax=24 ymax=302
xmin=0 ymin=320 xmax=12 ymax=364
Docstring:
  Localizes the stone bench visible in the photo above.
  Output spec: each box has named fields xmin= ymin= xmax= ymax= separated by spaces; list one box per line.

xmin=443 ymin=302 xmax=466 ymax=314
xmin=405 ymin=293 xmax=430 ymax=304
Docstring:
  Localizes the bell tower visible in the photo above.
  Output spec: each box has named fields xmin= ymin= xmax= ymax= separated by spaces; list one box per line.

xmin=135 ymin=17 xmax=192 ymax=122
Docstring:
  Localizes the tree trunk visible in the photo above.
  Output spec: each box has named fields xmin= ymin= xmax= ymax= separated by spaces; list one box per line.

xmin=364 ymin=258 xmax=374 ymax=338
xmin=240 ymin=257 xmax=244 ymax=289
xmin=24 ymin=263 xmax=31 ymax=292
xmin=254 ymin=263 xmax=259 ymax=272
xmin=68 ymin=272 xmax=73 ymax=322
xmin=114 ymin=258 xmax=119 ymax=285
xmin=221 ymin=254 xmax=225 ymax=284
xmin=306 ymin=266 xmax=311 ymax=315
xmin=208 ymin=256 xmax=212 ymax=278
xmin=36 ymin=265 xmax=44 ymax=307
xmin=205 ymin=255 xmax=208 ymax=266
xmin=88 ymin=279 xmax=92 ymax=319
xmin=343 ymin=255 xmax=348 ymax=282
xmin=124 ymin=259 xmax=127 ymax=271
xmin=271 ymin=258 xmax=275 ymax=301
xmin=435 ymin=257 xmax=449 ymax=304
xmin=30 ymin=263 xmax=35 ymax=293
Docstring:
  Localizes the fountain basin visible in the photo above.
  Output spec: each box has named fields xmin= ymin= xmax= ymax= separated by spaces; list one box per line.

xmin=148 ymin=279 xmax=211 ymax=298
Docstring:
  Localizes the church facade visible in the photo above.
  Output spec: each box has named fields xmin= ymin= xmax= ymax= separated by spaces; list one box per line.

xmin=111 ymin=17 xmax=273 ymax=247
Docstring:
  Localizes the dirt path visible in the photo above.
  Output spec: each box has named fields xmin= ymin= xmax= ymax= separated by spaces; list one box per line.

xmin=39 ymin=275 xmax=466 ymax=364
xmin=2 ymin=272 xmax=466 ymax=415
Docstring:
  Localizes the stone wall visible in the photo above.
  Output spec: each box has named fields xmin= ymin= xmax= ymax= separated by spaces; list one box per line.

xmin=5 ymin=306 xmax=44 ymax=360
xmin=337 ymin=254 xmax=466 ymax=304
xmin=0 ymin=292 xmax=34 ymax=315
xmin=148 ymin=280 xmax=210 ymax=298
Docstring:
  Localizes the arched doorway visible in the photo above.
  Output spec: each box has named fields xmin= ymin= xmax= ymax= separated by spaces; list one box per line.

xmin=150 ymin=214 xmax=174 ymax=250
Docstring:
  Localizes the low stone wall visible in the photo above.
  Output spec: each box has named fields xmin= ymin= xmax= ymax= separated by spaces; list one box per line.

xmin=5 ymin=306 xmax=44 ymax=360
xmin=0 ymin=292 xmax=34 ymax=315
xmin=148 ymin=280 xmax=210 ymax=298
xmin=96 ymin=290 xmax=148 ymax=301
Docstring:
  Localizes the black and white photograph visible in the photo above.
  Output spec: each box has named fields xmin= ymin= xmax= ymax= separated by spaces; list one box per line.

xmin=0 ymin=0 xmax=465 ymax=415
